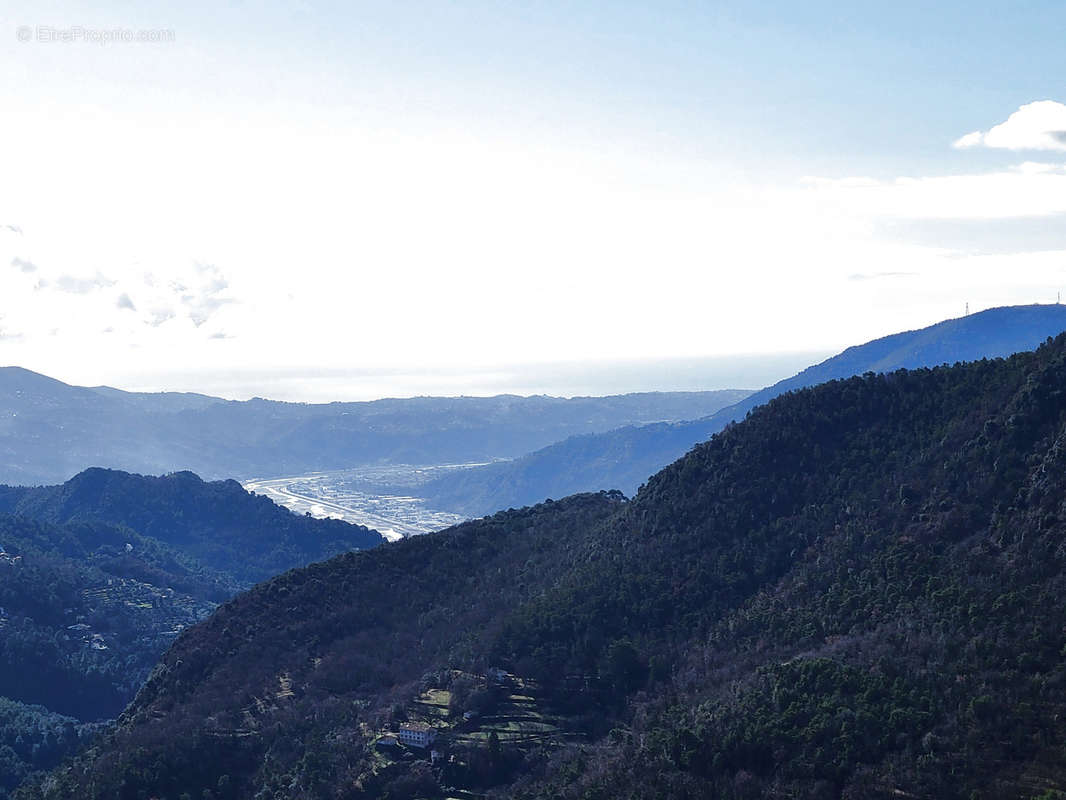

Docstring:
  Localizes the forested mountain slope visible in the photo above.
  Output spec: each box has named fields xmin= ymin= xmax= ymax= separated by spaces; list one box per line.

xmin=0 ymin=470 xmax=382 ymax=798
xmin=0 ymin=468 xmax=382 ymax=591
xmin=0 ymin=366 xmax=749 ymax=485
xmin=0 ymin=513 xmax=218 ymax=721
xmin=26 ymin=333 xmax=1066 ymax=799
xmin=423 ymin=303 xmax=1066 ymax=516
xmin=0 ymin=512 xmax=219 ymax=798
xmin=0 ymin=699 xmax=97 ymax=800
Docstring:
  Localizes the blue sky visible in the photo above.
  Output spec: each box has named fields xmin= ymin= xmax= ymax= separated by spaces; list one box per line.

xmin=1 ymin=1 xmax=1065 ymax=399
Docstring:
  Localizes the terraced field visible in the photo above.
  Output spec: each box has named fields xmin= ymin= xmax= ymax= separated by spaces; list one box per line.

xmin=366 ymin=671 xmax=586 ymax=797
xmin=451 ymin=684 xmax=566 ymax=746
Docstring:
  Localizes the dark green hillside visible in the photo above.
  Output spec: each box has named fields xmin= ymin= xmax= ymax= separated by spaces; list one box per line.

xmin=25 ymin=334 xmax=1066 ymax=799
xmin=0 ymin=470 xmax=383 ymax=798
xmin=0 ymin=699 xmax=97 ymax=799
xmin=22 ymin=492 xmax=624 ymax=799
xmin=0 ymin=514 xmax=220 ymax=715
xmin=504 ymin=339 xmax=1066 ymax=798
xmin=0 ymin=468 xmax=383 ymax=590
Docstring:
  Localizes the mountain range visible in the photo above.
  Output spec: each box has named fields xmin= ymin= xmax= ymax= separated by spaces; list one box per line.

xmin=21 ymin=330 xmax=1066 ymax=799
xmin=0 ymin=368 xmax=749 ymax=486
xmin=420 ymin=303 xmax=1066 ymax=516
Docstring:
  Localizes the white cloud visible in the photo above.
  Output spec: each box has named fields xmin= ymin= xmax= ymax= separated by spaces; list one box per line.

xmin=803 ymin=165 xmax=1066 ymax=220
xmin=10 ymin=257 xmax=37 ymax=273
xmin=146 ymin=307 xmax=176 ymax=327
xmin=953 ymin=100 xmax=1066 ymax=151
xmin=178 ymin=262 xmax=233 ymax=327
xmin=1014 ymin=161 xmax=1066 ymax=175
xmin=952 ymin=131 xmax=984 ymax=149
xmin=54 ymin=272 xmax=116 ymax=294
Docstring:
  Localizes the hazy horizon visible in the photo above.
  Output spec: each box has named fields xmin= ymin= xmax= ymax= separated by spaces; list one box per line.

xmin=8 ymin=350 xmax=831 ymax=403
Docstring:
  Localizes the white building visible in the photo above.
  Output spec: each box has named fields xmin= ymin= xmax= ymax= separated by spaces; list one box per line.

xmin=397 ymin=722 xmax=437 ymax=748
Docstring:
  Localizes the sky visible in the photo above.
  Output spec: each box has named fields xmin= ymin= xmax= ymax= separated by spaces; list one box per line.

xmin=1 ymin=1 xmax=1065 ymax=400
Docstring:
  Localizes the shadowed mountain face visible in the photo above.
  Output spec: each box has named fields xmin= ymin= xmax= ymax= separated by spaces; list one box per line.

xmin=0 ymin=510 xmax=219 ymax=723
xmin=0 ymin=370 xmax=750 ymax=486
xmin=26 ymin=333 xmax=1066 ymax=799
xmin=0 ymin=469 xmax=383 ymax=798
xmin=0 ymin=468 xmax=383 ymax=591
xmin=422 ymin=303 xmax=1066 ymax=516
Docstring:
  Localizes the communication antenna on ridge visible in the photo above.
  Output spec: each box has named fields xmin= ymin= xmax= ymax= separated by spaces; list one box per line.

xmin=965 ymin=302 xmax=969 ymax=316
xmin=1058 ymin=291 xmax=1061 ymax=305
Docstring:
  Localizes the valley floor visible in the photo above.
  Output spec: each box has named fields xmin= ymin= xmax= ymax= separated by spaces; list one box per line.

xmin=243 ymin=464 xmax=480 ymax=539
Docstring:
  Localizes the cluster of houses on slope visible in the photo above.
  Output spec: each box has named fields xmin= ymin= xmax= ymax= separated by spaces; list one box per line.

xmin=377 ymin=667 xmax=513 ymax=757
